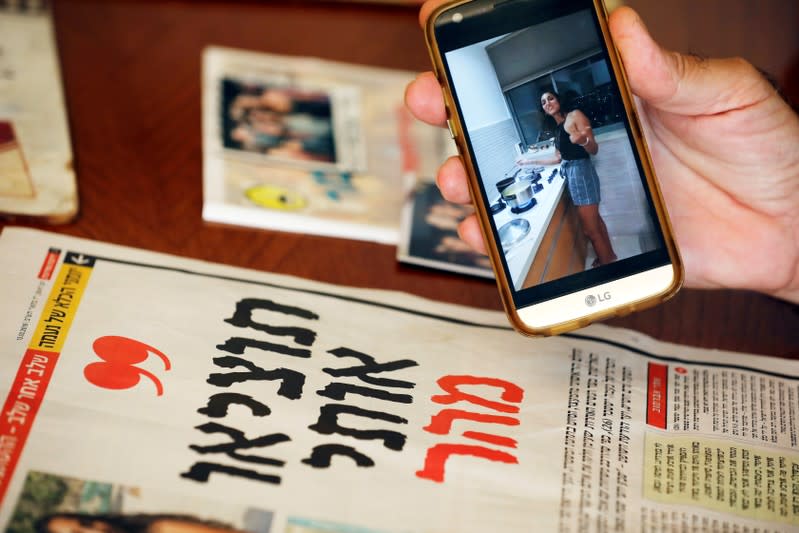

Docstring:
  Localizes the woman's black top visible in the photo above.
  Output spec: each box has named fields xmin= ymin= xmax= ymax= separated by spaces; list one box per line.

xmin=555 ymin=121 xmax=589 ymax=161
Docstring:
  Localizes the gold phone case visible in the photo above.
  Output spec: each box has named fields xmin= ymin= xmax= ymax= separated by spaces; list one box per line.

xmin=423 ymin=0 xmax=683 ymax=336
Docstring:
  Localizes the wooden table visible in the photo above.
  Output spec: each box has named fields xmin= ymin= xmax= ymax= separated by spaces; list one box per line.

xmin=3 ymin=0 xmax=797 ymax=358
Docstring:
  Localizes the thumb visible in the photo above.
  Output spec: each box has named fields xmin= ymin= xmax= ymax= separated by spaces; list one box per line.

xmin=608 ymin=6 xmax=772 ymax=115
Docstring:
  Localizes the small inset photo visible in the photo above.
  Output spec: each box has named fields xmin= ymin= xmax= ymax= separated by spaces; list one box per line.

xmin=222 ymin=78 xmax=336 ymax=164
xmin=218 ymin=73 xmax=364 ymax=172
xmin=5 ymin=470 xmax=274 ymax=533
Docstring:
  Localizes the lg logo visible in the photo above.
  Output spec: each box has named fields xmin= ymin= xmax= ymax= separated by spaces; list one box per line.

xmin=585 ymin=292 xmax=611 ymax=307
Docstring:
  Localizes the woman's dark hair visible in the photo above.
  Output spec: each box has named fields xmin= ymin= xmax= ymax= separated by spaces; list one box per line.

xmin=538 ymin=88 xmax=561 ymax=138
xmin=537 ymin=87 xmax=583 ymax=139
xmin=538 ymin=87 xmax=559 ymax=104
xmin=539 ymin=88 xmax=581 ymax=113
xmin=34 ymin=512 xmax=236 ymax=533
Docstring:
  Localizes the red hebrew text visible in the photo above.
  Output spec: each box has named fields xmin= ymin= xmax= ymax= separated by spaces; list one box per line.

xmin=417 ymin=375 xmax=524 ymax=483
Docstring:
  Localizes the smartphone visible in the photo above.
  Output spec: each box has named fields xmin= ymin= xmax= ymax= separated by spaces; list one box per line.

xmin=424 ymin=0 xmax=683 ymax=336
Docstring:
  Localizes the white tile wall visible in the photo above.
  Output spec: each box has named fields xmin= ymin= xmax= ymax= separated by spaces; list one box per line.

xmin=469 ymin=119 xmax=521 ymax=194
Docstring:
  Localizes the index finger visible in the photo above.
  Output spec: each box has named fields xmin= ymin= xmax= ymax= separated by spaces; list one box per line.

xmin=406 ymin=0 xmax=455 ymax=127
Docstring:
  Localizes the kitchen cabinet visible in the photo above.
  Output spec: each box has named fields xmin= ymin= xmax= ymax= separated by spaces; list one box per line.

xmin=521 ymin=191 xmax=587 ymax=288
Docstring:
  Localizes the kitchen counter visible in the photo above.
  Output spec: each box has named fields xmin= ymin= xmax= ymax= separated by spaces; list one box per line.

xmin=492 ymin=161 xmax=565 ymax=289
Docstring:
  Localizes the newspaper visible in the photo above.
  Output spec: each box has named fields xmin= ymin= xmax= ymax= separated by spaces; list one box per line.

xmin=0 ymin=227 xmax=797 ymax=533
xmin=202 ymin=47 xmax=446 ymax=245
xmin=0 ymin=3 xmax=78 ymax=223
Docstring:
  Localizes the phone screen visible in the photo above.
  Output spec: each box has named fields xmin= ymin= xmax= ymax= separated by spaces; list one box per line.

xmin=433 ymin=0 xmax=672 ymax=309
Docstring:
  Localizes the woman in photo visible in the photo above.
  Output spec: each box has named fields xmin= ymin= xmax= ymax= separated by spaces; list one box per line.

xmin=34 ymin=512 xmax=247 ymax=533
xmin=517 ymin=89 xmax=617 ymax=267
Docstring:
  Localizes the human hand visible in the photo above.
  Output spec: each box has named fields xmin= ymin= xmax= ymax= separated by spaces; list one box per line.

xmin=565 ymin=111 xmax=596 ymax=153
xmin=404 ymin=2 xmax=799 ymax=302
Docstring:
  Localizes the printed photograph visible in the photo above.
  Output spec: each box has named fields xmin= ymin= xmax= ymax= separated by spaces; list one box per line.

xmin=445 ymin=8 xmax=661 ymax=291
xmin=399 ymin=181 xmax=493 ymax=279
xmin=5 ymin=471 xmax=274 ymax=533
xmin=221 ymin=78 xmax=337 ymax=165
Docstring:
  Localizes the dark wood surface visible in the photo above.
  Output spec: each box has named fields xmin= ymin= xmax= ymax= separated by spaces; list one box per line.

xmin=2 ymin=0 xmax=797 ymax=357
xmin=626 ymin=0 xmax=799 ymax=87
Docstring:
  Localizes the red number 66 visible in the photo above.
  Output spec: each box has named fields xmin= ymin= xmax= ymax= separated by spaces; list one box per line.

xmin=84 ymin=336 xmax=172 ymax=396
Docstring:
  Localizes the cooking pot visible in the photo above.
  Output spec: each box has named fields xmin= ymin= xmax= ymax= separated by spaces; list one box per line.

xmin=495 ymin=177 xmax=516 ymax=194
xmin=500 ymin=180 xmax=534 ymax=209
xmin=520 ymin=169 xmax=543 ymax=183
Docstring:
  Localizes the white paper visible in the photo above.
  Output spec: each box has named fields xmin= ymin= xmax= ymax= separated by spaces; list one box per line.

xmin=0 ymin=228 xmax=797 ymax=533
